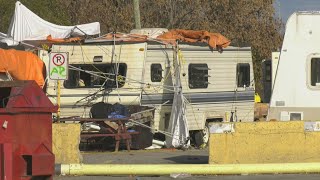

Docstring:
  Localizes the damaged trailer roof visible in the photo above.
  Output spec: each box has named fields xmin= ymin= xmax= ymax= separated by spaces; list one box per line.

xmin=85 ymin=29 xmax=231 ymax=50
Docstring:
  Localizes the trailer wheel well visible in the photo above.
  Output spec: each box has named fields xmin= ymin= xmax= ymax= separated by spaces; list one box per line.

xmin=192 ymin=118 xmax=222 ymax=148
xmin=206 ymin=118 xmax=223 ymax=123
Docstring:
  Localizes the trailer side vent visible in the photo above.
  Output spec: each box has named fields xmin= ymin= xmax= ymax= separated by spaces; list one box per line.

xmin=93 ymin=56 xmax=103 ymax=62
xmin=289 ymin=112 xmax=303 ymax=120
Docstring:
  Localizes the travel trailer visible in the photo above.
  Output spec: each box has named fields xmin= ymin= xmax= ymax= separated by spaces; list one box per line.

xmin=40 ymin=38 xmax=255 ymax=145
xmin=268 ymin=11 xmax=320 ymax=121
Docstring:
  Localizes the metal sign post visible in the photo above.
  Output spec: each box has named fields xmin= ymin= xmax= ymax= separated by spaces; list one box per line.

xmin=49 ymin=52 xmax=69 ymax=122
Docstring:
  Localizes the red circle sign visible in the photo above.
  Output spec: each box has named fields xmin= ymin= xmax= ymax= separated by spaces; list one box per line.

xmin=52 ymin=54 xmax=66 ymax=66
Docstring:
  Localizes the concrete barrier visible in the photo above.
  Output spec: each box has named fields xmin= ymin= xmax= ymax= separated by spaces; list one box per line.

xmin=209 ymin=121 xmax=320 ymax=164
xmin=52 ymin=123 xmax=82 ymax=164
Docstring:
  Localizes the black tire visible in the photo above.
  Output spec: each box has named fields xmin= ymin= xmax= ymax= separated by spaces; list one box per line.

xmin=193 ymin=123 xmax=210 ymax=148
xmin=194 ymin=131 xmax=205 ymax=147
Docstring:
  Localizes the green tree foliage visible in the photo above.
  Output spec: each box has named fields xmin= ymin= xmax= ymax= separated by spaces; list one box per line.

xmin=0 ymin=0 xmax=282 ymax=94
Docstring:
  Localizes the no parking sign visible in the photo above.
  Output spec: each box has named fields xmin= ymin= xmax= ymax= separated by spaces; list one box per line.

xmin=49 ymin=52 xmax=69 ymax=80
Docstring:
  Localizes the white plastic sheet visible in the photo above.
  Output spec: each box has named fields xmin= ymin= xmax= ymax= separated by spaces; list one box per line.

xmin=6 ymin=1 xmax=100 ymax=45
xmin=0 ymin=32 xmax=6 ymax=39
xmin=165 ymin=47 xmax=190 ymax=149
xmin=0 ymin=32 xmax=15 ymax=46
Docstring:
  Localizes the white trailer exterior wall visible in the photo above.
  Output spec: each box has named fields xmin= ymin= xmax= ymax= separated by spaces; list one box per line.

xmin=271 ymin=52 xmax=280 ymax=89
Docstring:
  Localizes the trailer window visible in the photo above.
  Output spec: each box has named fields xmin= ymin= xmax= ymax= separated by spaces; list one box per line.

xmin=151 ymin=64 xmax=163 ymax=82
xmin=188 ymin=64 xmax=209 ymax=89
xmin=237 ymin=63 xmax=250 ymax=87
xmin=311 ymin=58 xmax=320 ymax=86
xmin=64 ymin=63 xmax=127 ymax=88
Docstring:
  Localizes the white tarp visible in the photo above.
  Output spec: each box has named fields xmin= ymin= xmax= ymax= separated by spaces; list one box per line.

xmin=6 ymin=1 xmax=100 ymax=45
xmin=0 ymin=32 xmax=6 ymax=39
xmin=165 ymin=47 xmax=190 ymax=149
xmin=0 ymin=32 xmax=14 ymax=46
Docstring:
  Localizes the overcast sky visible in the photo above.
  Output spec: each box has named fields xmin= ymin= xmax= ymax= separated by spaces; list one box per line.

xmin=275 ymin=0 xmax=320 ymax=23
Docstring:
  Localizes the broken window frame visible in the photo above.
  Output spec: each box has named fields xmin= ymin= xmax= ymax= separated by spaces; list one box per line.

xmin=63 ymin=63 xmax=127 ymax=89
xmin=237 ymin=63 xmax=250 ymax=88
xmin=151 ymin=63 xmax=163 ymax=82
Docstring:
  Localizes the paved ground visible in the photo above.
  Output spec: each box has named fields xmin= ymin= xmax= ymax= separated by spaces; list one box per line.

xmin=81 ymin=148 xmax=208 ymax=164
xmin=55 ymin=148 xmax=320 ymax=180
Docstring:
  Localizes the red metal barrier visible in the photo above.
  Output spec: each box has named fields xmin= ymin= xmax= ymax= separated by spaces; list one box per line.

xmin=0 ymin=81 xmax=57 ymax=180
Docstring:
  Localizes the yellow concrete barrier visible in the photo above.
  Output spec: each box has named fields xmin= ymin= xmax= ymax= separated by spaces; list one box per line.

xmin=209 ymin=121 xmax=320 ymax=164
xmin=53 ymin=123 xmax=82 ymax=164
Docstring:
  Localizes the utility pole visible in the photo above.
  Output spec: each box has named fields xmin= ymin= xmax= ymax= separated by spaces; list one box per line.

xmin=133 ymin=0 xmax=141 ymax=29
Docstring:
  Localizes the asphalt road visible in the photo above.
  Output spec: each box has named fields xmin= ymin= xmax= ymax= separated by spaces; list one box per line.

xmin=55 ymin=148 xmax=320 ymax=180
xmin=81 ymin=148 xmax=208 ymax=164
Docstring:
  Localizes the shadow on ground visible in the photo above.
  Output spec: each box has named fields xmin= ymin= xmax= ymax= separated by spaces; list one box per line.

xmin=164 ymin=155 xmax=208 ymax=164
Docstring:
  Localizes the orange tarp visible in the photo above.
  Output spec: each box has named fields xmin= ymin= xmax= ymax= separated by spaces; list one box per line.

xmin=157 ymin=29 xmax=231 ymax=49
xmin=0 ymin=49 xmax=45 ymax=87
xmin=46 ymin=35 xmax=82 ymax=43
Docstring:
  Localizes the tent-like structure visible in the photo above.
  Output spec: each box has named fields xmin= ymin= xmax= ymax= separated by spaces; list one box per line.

xmin=4 ymin=1 xmax=100 ymax=46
